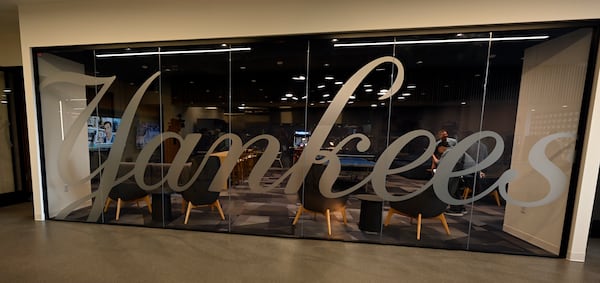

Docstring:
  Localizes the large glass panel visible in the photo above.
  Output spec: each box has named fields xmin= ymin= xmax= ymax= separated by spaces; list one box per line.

xmin=228 ymin=38 xmax=309 ymax=237
xmin=92 ymin=47 xmax=161 ymax=226
xmin=34 ymin=23 xmax=596 ymax=257
xmin=159 ymin=43 xmax=230 ymax=231
xmin=300 ymin=36 xmax=398 ymax=240
xmin=387 ymin=32 xmax=490 ymax=249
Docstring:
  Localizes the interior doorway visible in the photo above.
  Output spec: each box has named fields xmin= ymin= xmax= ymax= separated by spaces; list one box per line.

xmin=0 ymin=67 xmax=31 ymax=206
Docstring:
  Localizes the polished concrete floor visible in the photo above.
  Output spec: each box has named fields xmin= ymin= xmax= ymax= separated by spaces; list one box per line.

xmin=1 ymin=202 xmax=600 ymax=282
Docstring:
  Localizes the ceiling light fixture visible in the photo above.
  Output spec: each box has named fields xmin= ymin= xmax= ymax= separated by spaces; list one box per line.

xmin=96 ymin=47 xmax=252 ymax=58
xmin=292 ymin=75 xmax=306 ymax=81
xmin=333 ymin=35 xmax=549 ymax=47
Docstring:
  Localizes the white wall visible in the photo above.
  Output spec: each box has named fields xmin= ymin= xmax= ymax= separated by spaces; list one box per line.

xmin=15 ymin=0 xmax=600 ymax=261
xmin=503 ymin=29 xmax=592 ymax=255
xmin=37 ymin=53 xmax=92 ymax=218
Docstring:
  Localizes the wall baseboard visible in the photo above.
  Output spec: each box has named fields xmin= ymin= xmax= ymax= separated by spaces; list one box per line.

xmin=503 ymin=224 xmax=560 ymax=255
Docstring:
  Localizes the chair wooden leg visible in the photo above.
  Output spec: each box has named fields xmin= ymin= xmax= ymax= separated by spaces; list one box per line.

xmin=116 ymin=198 xmax=122 ymax=221
xmin=492 ymin=190 xmax=501 ymax=206
xmin=184 ymin=201 xmax=194 ymax=224
xmin=384 ymin=208 xmax=398 ymax=226
xmin=416 ymin=213 xmax=422 ymax=240
xmin=144 ymin=195 xmax=152 ymax=213
xmin=292 ymin=206 xmax=303 ymax=225
xmin=103 ymin=198 xmax=112 ymax=213
xmin=326 ymin=209 xmax=331 ymax=236
xmin=462 ymin=187 xmax=472 ymax=199
xmin=214 ymin=200 xmax=225 ymax=220
xmin=438 ymin=214 xmax=451 ymax=235
xmin=341 ymin=208 xmax=347 ymax=224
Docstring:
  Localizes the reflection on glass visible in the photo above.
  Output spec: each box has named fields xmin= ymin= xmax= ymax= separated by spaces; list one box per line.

xmin=34 ymin=26 xmax=594 ymax=257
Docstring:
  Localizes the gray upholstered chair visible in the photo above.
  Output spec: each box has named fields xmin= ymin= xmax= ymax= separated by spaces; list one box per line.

xmin=103 ymin=163 xmax=152 ymax=221
xmin=292 ymin=164 xmax=350 ymax=235
xmin=384 ymin=186 xmax=450 ymax=240
xmin=181 ymin=155 xmax=225 ymax=224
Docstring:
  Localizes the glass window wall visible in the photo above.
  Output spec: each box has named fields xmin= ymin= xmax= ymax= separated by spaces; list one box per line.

xmin=34 ymin=24 xmax=597 ymax=257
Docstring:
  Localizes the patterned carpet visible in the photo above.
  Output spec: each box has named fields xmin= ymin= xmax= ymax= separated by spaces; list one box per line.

xmin=66 ymin=169 xmax=554 ymax=257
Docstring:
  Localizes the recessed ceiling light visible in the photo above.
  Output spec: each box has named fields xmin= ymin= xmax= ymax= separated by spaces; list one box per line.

xmin=402 ymin=92 xmax=411 ymax=97
xmin=397 ymin=96 xmax=406 ymax=100
xmin=322 ymin=94 xmax=330 ymax=98
xmin=348 ymin=101 xmax=354 ymax=104
xmin=407 ymin=84 xmax=416 ymax=89
xmin=141 ymin=65 xmax=148 ymax=69
xmin=325 ymin=76 xmax=334 ymax=80
xmin=324 ymin=63 xmax=330 ymax=67
xmin=281 ymin=97 xmax=288 ymax=101
xmin=221 ymin=43 xmax=228 ymax=47
xmin=292 ymin=75 xmax=306 ymax=81
xmin=461 ymin=101 xmax=467 ymax=105
xmin=416 ymin=60 xmax=423 ymax=64
xmin=349 ymin=95 xmax=356 ymax=99
xmin=375 ymin=68 xmax=386 ymax=72
xmin=365 ymin=89 xmax=373 ymax=93
xmin=370 ymin=104 xmax=377 ymax=108
xmin=285 ymin=93 xmax=293 ymax=97
xmin=335 ymin=81 xmax=343 ymax=85
xmin=240 ymin=66 xmax=246 ymax=70
xmin=363 ymin=84 xmax=372 ymax=88
xmin=332 ymin=39 xmax=339 ymax=42
xmin=317 ymin=85 xmax=326 ymax=89
xmin=3 ymin=89 xmax=11 ymax=93
xmin=292 ymin=97 xmax=299 ymax=101
xmin=277 ymin=61 xmax=284 ymax=65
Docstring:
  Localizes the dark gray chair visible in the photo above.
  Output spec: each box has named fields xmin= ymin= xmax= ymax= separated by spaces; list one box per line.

xmin=292 ymin=164 xmax=351 ymax=235
xmin=384 ymin=186 xmax=450 ymax=240
xmin=181 ymin=155 xmax=224 ymax=224
xmin=103 ymin=163 xmax=152 ymax=221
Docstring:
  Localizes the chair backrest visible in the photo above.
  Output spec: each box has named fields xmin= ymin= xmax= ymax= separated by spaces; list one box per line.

xmin=389 ymin=185 xmax=447 ymax=218
xmin=299 ymin=164 xmax=351 ymax=213
xmin=181 ymin=155 xmax=221 ymax=205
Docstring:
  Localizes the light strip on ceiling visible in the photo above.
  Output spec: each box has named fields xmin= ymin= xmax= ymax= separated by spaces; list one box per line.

xmin=96 ymin=47 xmax=252 ymax=58
xmin=333 ymin=35 xmax=549 ymax=47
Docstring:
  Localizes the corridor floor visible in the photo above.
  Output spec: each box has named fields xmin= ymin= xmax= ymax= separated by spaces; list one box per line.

xmin=1 ymin=202 xmax=599 ymax=282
